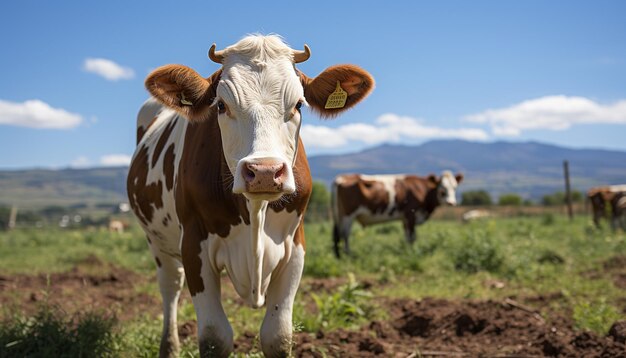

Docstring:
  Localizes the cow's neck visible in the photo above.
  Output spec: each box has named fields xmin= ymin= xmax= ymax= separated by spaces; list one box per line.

xmin=423 ymin=187 xmax=440 ymax=217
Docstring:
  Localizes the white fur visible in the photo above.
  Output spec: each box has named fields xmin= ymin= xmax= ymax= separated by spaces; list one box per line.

xmin=216 ymin=36 xmax=304 ymax=196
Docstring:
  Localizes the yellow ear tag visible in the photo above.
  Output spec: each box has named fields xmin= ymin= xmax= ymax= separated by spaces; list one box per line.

xmin=324 ymin=81 xmax=348 ymax=109
xmin=180 ymin=92 xmax=193 ymax=106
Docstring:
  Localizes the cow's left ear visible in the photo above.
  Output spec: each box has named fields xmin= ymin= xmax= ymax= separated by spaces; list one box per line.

xmin=300 ymin=65 xmax=374 ymax=118
xmin=428 ymin=174 xmax=439 ymax=185
xmin=455 ymin=173 xmax=464 ymax=184
xmin=145 ymin=65 xmax=220 ymax=121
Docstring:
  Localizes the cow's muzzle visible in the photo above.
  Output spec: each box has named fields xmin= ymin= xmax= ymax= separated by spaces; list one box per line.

xmin=235 ymin=157 xmax=295 ymax=198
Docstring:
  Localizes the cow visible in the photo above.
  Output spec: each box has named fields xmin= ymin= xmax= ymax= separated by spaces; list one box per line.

xmin=108 ymin=219 xmax=128 ymax=234
xmin=611 ymin=191 xmax=626 ymax=231
xmin=331 ymin=171 xmax=463 ymax=258
xmin=126 ymin=35 xmax=374 ymax=357
xmin=587 ymin=185 xmax=626 ymax=230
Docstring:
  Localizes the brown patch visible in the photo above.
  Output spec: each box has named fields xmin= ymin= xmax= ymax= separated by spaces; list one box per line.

xmin=293 ymin=221 xmax=305 ymax=250
xmin=137 ymin=116 xmax=160 ymax=145
xmin=269 ymin=139 xmax=312 ymax=216
xmin=155 ymin=256 xmax=162 ymax=267
xmin=163 ymin=143 xmax=176 ymax=191
xmin=137 ymin=125 xmax=146 ymax=145
xmin=162 ymin=217 xmax=169 ymax=227
xmin=334 ymin=175 xmax=390 ymax=218
xmin=394 ymin=175 xmax=440 ymax=219
xmin=126 ymin=145 xmax=164 ymax=225
xmin=152 ymin=118 xmax=178 ymax=168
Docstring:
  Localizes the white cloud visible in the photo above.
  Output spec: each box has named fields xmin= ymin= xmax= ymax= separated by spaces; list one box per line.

xmin=71 ymin=156 xmax=91 ymax=168
xmin=0 ymin=99 xmax=83 ymax=129
xmin=301 ymin=113 xmax=489 ymax=149
xmin=100 ymin=154 xmax=131 ymax=166
xmin=465 ymin=95 xmax=626 ymax=137
xmin=83 ymin=58 xmax=135 ymax=81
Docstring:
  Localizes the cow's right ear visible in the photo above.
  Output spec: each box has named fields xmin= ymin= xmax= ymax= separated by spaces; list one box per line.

xmin=145 ymin=65 xmax=219 ymax=121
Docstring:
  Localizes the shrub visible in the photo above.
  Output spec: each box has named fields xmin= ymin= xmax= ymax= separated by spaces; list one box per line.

xmin=461 ymin=190 xmax=492 ymax=206
xmin=0 ymin=304 xmax=118 ymax=357
xmin=498 ymin=193 xmax=522 ymax=206
xmin=450 ymin=231 xmax=504 ymax=274
xmin=310 ymin=273 xmax=374 ymax=330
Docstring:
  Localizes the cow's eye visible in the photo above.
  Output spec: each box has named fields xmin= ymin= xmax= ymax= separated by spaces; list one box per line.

xmin=295 ymin=101 xmax=303 ymax=110
xmin=217 ymin=101 xmax=226 ymax=114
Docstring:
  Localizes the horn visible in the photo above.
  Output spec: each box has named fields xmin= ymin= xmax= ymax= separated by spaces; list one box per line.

xmin=208 ymin=43 xmax=225 ymax=64
xmin=293 ymin=44 xmax=311 ymax=63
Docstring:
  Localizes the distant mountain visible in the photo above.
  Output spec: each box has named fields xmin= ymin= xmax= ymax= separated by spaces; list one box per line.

xmin=0 ymin=167 xmax=128 ymax=208
xmin=1 ymin=140 xmax=625 ymax=208
xmin=308 ymin=140 xmax=626 ymax=199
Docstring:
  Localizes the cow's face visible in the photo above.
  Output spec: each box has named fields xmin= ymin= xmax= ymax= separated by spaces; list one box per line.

xmin=436 ymin=171 xmax=463 ymax=206
xmin=145 ymin=35 xmax=374 ymax=202
xmin=214 ymin=40 xmax=305 ymax=200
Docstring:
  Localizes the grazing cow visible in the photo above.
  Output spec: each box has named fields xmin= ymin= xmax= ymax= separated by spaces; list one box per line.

xmin=126 ymin=35 xmax=374 ymax=357
xmin=587 ymin=185 xmax=626 ymax=229
xmin=331 ymin=171 xmax=463 ymax=258
xmin=108 ymin=219 xmax=128 ymax=234
xmin=611 ymin=191 xmax=626 ymax=231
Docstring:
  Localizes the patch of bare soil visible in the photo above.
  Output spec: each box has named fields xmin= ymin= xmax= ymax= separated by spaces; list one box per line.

xmin=2 ymin=261 xmax=624 ymax=357
xmin=287 ymin=298 xmax=626 ymax=357
xmin=0 ymin=255 xmax=160 ymax=321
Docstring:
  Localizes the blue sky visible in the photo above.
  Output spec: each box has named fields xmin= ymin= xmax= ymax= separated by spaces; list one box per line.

xmin=0 ymin=1 xmax=625 ymax=169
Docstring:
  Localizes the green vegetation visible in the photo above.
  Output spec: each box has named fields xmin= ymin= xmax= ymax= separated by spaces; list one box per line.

xmin=0 ymin=226 xmax=153 ymax=274
xmin=304 ymin=181 xmax=331 ymax=223
xmin=0 ymin=304 xmax=118 ymax=358
xmin=498 ymin=193 xmax=523 ymax=206
xmin=1 ymin=214 xmax=625 ymax=354
xmin=461 ymin=190 xmax=493 ymax=206
xmin=542 ymin=190 xmax=583 ymax=206
xmin=307 ymin=273 xmax=375 ymax=331
xmin=573 ymin=299 xmax=622 ymax=335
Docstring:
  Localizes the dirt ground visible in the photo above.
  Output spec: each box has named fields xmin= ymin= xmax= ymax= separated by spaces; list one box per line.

xmin=1 ymin=256 xmax=625 ymax=357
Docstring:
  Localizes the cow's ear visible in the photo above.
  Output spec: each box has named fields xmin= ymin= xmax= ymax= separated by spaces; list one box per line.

xmin=145 ymin=65 xmax=220 ymax=121
xmin=427 ymin=174 xmax=439 ymax=185
xmin=300 ymin=64 xmax=374 ymax=118
xmin=455 ymin=173 xmax=464 ymax=184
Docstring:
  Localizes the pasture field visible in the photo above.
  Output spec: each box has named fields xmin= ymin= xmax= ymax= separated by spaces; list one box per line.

xmin=1 ymin=213 xmax=625 ymax=356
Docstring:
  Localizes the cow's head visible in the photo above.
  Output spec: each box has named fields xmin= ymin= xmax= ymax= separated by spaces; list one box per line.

xmin=430 ymin=171 xmax=463 ymax=206
xmin=145 ymin=35 xmax=374 ymax=202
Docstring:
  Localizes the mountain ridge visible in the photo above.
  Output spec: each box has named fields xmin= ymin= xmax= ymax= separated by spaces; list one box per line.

xmin=1 ymin=140 xmax=625 ymax=208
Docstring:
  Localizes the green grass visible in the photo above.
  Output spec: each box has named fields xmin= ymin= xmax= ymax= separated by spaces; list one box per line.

xmin=0 ymin=226 xmax=154 ymax=274
xmin=1 ymin=214 xmax=625 ymax=354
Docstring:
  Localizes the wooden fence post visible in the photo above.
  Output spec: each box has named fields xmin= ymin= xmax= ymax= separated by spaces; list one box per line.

xmin=563 ymin=160 xmax=573 ymax=220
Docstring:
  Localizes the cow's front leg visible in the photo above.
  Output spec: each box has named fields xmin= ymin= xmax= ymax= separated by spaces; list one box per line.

xmin=403 ymin=212 xmax=417 ymax=245
xmin=260 ymin=227 xmax=306 ymax=357
xmin=182 ymin=231 xmax=233 ymax=357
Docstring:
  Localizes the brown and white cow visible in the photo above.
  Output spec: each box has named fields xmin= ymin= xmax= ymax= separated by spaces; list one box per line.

xmin=588 ymin=185 xmax=626 ymax=230
xmin=331 ymin=171 xmax=463 ymax=258
xmin=126 ymin=35 xmax=374 ymax=357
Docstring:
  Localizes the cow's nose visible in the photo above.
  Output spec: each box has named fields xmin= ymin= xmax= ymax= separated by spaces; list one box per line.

xmin=242 ymin=160 xmax=287 ymax=193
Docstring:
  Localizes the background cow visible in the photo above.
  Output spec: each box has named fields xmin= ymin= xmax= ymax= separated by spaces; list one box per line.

xmin=331 ymin=171 xmax=463 ymax=258
xmin=127 ymin=35 xmax=373 ymax=357
xmin=587 ymin=185 xmax=626 ymax=230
